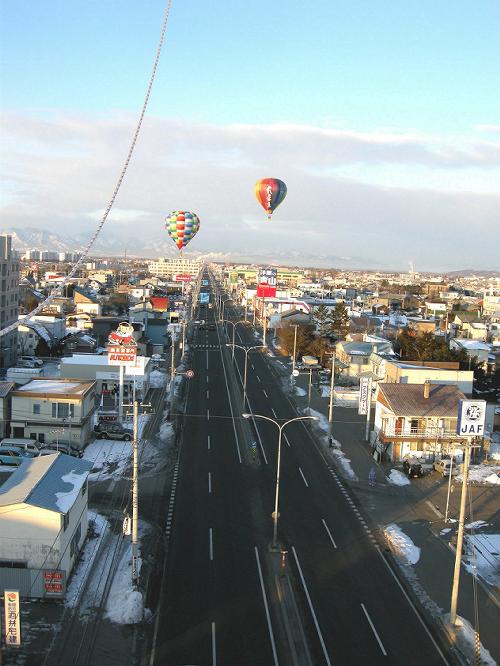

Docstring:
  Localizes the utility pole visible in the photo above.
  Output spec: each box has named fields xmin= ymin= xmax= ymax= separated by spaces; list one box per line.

xmin=132 ymin=399 xmax=139 ymax=584
xmin=450 ymin=443 xmax=472 ymax=625
xmin=328 ymin=353 xmax=335 ymax=423
xmin=291 ymin=325 xmax=298 ymax=378
xmin=170 ymin=331 xmax=175 ymax=381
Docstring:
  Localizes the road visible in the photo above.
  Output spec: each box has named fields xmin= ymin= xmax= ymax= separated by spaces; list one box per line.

xmin=152 ymin=275 xmax=451 ymax=665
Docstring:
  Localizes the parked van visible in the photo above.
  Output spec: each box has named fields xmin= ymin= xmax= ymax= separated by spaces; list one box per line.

xmin=433 ymin=459 xmax=457 ymax=477
xmin=0 ymin=438 xmax=41 ymax=455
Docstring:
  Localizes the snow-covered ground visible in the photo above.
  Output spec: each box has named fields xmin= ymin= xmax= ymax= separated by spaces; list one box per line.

xmin=295 ymin=386 xmax=306 ymax=396
xmin=149 ymin=369 xmax=167 ymax=388
xmin=105 ymin=544 xmax=144 ymax=624
xmin=464 ymin=534 xmax=500 ymax=587
xmin=309 ymin=408 xmax=358 ymax=481
xmin=384 ymin=523 xmax=421 ymax=564
xmin=387 ymin=469 xmax=411 ymax=486
xmin=444 ymin=614 xmax=496 ymax=666
xmin=457 ymin=463 xmax=500 ymax=485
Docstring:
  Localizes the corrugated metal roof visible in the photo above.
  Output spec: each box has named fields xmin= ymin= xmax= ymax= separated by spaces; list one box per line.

xmin=377 ymin=383 xmax=466 ymax=418
xmin=0 ymin=381 xmax=15 ymax=398
xmin=0 ymin=453 xmax=92 ymax=513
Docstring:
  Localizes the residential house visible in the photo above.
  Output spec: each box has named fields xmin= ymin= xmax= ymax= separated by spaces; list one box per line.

xmin=335 ymin=339 xmax=394 ymax=378
xmin=406 ymin=318 xmax=436 ymax=335
xmin=0 ymin=382 xmax=14 ymax=438
xmin=372 ymin=382 xmax=467 ymax=462
xmin=451 ymin=312 xmax=487 ymax=340
xmin=383 ymin=359 xmax=474 ymax=393
xmin=73 ymin=287 xmax=102 ymax=316
xmin=449 ymin=339 xmax=491 ymax=371
xmin=62 ymin=332 xmax=98 ymax=355
xmin=17 ymin=320 xmax=54 ymax=356
xmin=10 ymin=379 xmax=96 ymax=449
xmin=0 ymin=453 xmax=93 ymax=598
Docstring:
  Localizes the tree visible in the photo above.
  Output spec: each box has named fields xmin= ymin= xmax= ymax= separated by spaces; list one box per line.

xmin=397 ymin=327 xmax=466 ymax=364
xmin=277 ymin=323 xmax=311 ymax=359
xmin=330 ymin=303 xmax=349 ymax=340
xmin=312 ymin=304 xmax=331 ymax=338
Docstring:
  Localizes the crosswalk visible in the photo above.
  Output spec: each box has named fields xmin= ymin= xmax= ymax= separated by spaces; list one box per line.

xmin=193 ymin=344 xmax=220 ymax=349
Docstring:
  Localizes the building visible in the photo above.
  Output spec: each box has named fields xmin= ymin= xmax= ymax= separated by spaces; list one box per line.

xmin=335 ymin=339 xmax=394 ymax=378
xmin=482 ymin=288 xmax=500 ymax=317
xmin=372 ymin=382 xmax=467 ymax=462
xmin=0 ymin=235 xmax=20 ymax=369
xmin=17 ymin=319 xmax=54 ymax=356
xmin=0 ymin=382 xmax=15 ymax=438
xmin=10 ymin=379 xmax=97 ymax=449
xmin=0 ymin=453 xmax=93 ymax=598
xmin=148 ymin=257 xmax=202 ymax=279
xmin=382 ymin=359 xmax=474 ymax=393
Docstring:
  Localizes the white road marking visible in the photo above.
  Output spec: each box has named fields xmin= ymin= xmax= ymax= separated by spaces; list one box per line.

xmin=207 ymin=435 xmax=211 ymax=450
xmin=271 ymin=407 xmax=277 ymax=417
xmin=263 ymin=389 xmax=268 ymax=398
xmin=254 ymin=547 xmax=279 ymax=666
xmin=207 ymin=408 xmax=210 ymax=420
xmin=361 ymin=603 xmax=387 ymax=656
xmin=299 ymin=467 xmax=309 ymax=487
xmin=206 ymin=375 xmax=209 ymax=384
xmin=206 ymin=390 xmax=209 ymax=399
xmin=256 ymin=375 xmax=261 ymax=383
xmin=425 ymin=500 xmax=444 ymax=518
xmin=283 ymin=434 xmax=291 ymax=448
xmin=209 ymin=528 xmax=214 ymax=561
xmin=321 ymin=518 xmax=337 ymax=549
xmin=251 ymin=364 xmax=255 ymax=370
xmin=212 ymin=621 xmax=217 ymax=666
xmin=292 ymin=547 xmax=331 ymax=666
xmin=208 ymin=472 xmax=212 ymax=494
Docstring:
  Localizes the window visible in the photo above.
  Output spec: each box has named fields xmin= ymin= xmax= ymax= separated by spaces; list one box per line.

xmin=0 ymin=560 xmax=27 ymax=569
xmin=62 ymin=513 xmax=69 ymax=531
xmin=70 ymin=523 xmax=82 ymax=558
xmin=39 ymin=433 xmax=45 ymax=443
xmin=51 ymin=403 xmax=75 ymax=419
xmin=30 ymin=432 xmax=37 ymax=440
xmin=33 ymin=404 xmax=41 ymax=414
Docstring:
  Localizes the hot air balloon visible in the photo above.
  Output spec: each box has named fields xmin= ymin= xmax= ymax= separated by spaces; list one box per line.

xmin=165 ymin=211 xmax=200 ymax=252
xmin=254 ymin=178 xmax=287 ymax=219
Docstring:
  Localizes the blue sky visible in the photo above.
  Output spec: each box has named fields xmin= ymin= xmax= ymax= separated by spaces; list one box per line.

xmin=1 ymin=1 xmax=499 ymax=270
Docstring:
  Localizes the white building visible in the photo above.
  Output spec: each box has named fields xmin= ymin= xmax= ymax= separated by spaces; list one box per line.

xmin=483 ymin=288 xmax=500 ymax=317
xmin=10 ymin=379 xmax=97 ymax=449
xmin=148 ymin=257 xmax=202 ymax=279
xmin=0 ymin=453 xmax=92 ymax=598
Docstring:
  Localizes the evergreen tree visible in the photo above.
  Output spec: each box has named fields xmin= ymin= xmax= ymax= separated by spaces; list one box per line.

xmin=330 ymin=302 xmax=349 ymax=339
xmin=312 ymin=304 xmax=331 ymax=337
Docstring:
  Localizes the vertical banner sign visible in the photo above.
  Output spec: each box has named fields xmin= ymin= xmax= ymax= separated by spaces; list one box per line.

xmin=257 ymin=268 xmax=277 ymax=298
xmin=4 ymin=589 xmax=21 ymax=646
xmin=358 ymin=377 xmax=371 ymax=415
xmin=457 ymin=399 xmax=486 ymax=436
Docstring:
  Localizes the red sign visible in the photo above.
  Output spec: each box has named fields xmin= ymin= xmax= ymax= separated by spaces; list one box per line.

xmin=257 ymin=283 xmax=277 ymax=298
xmin=107 ymin=344 xmax=137 ymax=366
xmin=173 ymin=274 xmax=192 ymax=282
xmin=44 ymin=570 xmax=65 ymax=596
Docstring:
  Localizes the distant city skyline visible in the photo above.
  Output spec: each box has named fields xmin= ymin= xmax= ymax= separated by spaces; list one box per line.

xmin=1 ymin=2 xmax=499 ymax=271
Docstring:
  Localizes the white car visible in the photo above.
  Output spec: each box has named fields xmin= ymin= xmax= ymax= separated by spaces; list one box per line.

xmin=433 ymin=459 xmax=457 ymax=476
xmin=18 ymin=355 xmax=43 ymax=368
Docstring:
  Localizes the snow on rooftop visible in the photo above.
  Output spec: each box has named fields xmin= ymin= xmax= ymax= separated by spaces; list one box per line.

xmin=56 ymin=469 xmax=88 ymax=512
xmin=17 ymin=380 xmax=83 ymax=393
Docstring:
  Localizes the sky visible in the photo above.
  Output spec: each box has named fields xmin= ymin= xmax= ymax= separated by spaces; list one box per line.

xmin=1 ymin=1 xmax=499 ymax=271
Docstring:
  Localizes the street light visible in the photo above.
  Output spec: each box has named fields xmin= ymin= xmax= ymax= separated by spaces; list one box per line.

xmin=220 ymin=298 xmax=232 ymax=323
xmin=227 ymin=343 xmax=265 ymax=406
xmin=222 ymin=319 xmax=249 ymax=361
xmin=242 ymin=413 xmax=318 ymax=549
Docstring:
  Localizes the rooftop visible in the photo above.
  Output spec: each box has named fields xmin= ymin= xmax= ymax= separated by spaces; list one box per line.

xmin=377 ymin=383 xmax=466 ymax=418
xmin=12 ymin=378 xmax=95 ymax=398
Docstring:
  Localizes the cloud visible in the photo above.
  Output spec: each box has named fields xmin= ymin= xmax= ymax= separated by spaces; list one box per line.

xmin=1 ymin=111 xmax=499 ymax=271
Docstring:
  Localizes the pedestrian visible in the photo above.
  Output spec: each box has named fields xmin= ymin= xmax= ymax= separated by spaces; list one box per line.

xmin=368 ymin=466 xmax=376 ymax=486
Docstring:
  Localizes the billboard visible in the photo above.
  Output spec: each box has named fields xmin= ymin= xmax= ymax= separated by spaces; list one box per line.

xmin=107 ymin=345 xmax=138 ymax=366
xmin=43 ymin=570 xmax=65 ymax=597
xmin=200 ymin=292 xmax=210 ymax=304
xmin=358 ymin=377 xmax=372 ymax=415
xmin=457 ymin=399 xmax=487 ymax=436
xmin=4 ymin=590 xmax=21 ymax=646
xmin=257 ymin=267 xmax=277 ymax=298
xmin=173 ymin=274 xmax=191 ymax=282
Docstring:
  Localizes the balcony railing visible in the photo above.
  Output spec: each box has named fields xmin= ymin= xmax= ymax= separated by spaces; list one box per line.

xmin=379 ymin=425 xmax=463 ymax=441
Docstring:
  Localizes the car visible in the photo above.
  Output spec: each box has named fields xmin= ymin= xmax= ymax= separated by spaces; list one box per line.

xmin=0 ymin=454 xmax=22 ymax=467
xmin=39 ymin=444 xmax=83 ymax=458
xmin=0 ymin=446 xmax=36 ymax=461
xmin=18 ymin=355 xmax=43 ymax=368
xmin=0 ymin=438 xmax=41 ymax=455
xmin=402 ymin=459 xmax=424 ymax=478
xmin=94 ymin=423 xmax=133 ymax=441
xmin=433 ymin=459 xmax=457 ymax=476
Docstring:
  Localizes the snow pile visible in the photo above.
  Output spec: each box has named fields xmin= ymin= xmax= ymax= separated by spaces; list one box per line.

xmin=465 ymin=520 xmax=489 ymax=530
xmin=105 ymin=545 xmax=144 ymax=625
xmin=387 ymin=469 xmax=411 ymax=486
xmin=83 ymin=439 xmax=132 ymax=481
xmin=330 ymin=448 xmax=358 ymax=481
xmin=65 ymin=512 xmax=108 ymax=608
xmin=384 ymin=523 xmax=421 ymax=564
xmin=309 ymin=408 xmax=358 ymax=480
xmin=295 ymin=386 xmax=306 ymax=396
xmin=457 ymin=463 xmax=500 ymax=485
xmin=149 ymin=370 xmax=167 ymax=388
xmin=445 ymin=614 xmax=496 ymax=666
xmin=159 ymin=421 xmax=174 ymax=443
xmin=490 ymin=434 xmax=500 ymax=461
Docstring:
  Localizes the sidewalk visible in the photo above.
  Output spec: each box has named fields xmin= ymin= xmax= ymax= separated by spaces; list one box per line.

xmin=286 ymin=365 xmax=500 ymax=665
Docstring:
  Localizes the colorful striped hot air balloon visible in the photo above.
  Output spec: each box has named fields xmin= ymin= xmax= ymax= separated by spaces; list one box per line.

xmin=254 ymin=178 xmax=287 ymax=219
xmin=165 ymin=211 xmax=200 ymax=252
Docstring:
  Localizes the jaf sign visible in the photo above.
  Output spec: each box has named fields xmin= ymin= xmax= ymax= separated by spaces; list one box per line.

xmin=358 ymin=377 xmax=372 ymax=415
xmin=107 ymin=345 xmax=137 ymax=366
xmin=4 ymin=589 xmax=21 ymax=646
xmin=457 ymin=399 xmax=486 ymax=436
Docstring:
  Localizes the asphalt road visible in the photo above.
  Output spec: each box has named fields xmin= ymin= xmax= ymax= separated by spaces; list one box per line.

xmin=153 ymin=277 xmax=452 ymax=666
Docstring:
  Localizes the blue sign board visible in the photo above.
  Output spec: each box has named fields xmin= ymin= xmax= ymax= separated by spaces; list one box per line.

xmin=199 ymin=292 xmax=210 ymax=304
xmin=202 ymin=280 xmax=209 ymax=286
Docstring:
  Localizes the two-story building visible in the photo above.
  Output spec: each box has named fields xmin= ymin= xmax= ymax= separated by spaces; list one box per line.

xmin=0 ymin=453 xmax=93 ymax=598
xmin=372 ymin=382 xmax=467 ymax=462
xmin=335 ymin=339 xmax=395 ymax=378
xmin=10 ymin=379 xmax=96 ymax=450
xmin=382 ymin=359 xmax=474 ymax=393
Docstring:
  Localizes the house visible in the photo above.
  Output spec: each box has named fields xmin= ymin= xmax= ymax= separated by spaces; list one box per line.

xmin=73 ymin=287 xmax=102 ymax=316
xmin=10 ymin=379 xmax=97 ymax=450
xmin=372 ymin=382 xmax=467 ymax=462
xmin=383 ymin=359 xmax=474 ymax=393
xmin=449 ymin=339 xmax=491 ymax=371
xmin=0 ymin=453 xmax=93 ymax=598
xmin=0 ymin=382 xmax=15 ymax=438
xmin=17 ymin=319 xmax=54 ymax=356
xmin=62 ymin=332 xmax=98 ymax=355
xmin=335 ymin=339 xmax=394 ymax=378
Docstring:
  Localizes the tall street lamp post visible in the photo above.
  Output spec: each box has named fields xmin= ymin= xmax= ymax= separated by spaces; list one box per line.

xmin=242 ymin=413 xmax=318 ymax=549
xmin=220 ymin=298 xmax=232 ymax=323
xmin=227 ymin=343 xmax=265 ymax=407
